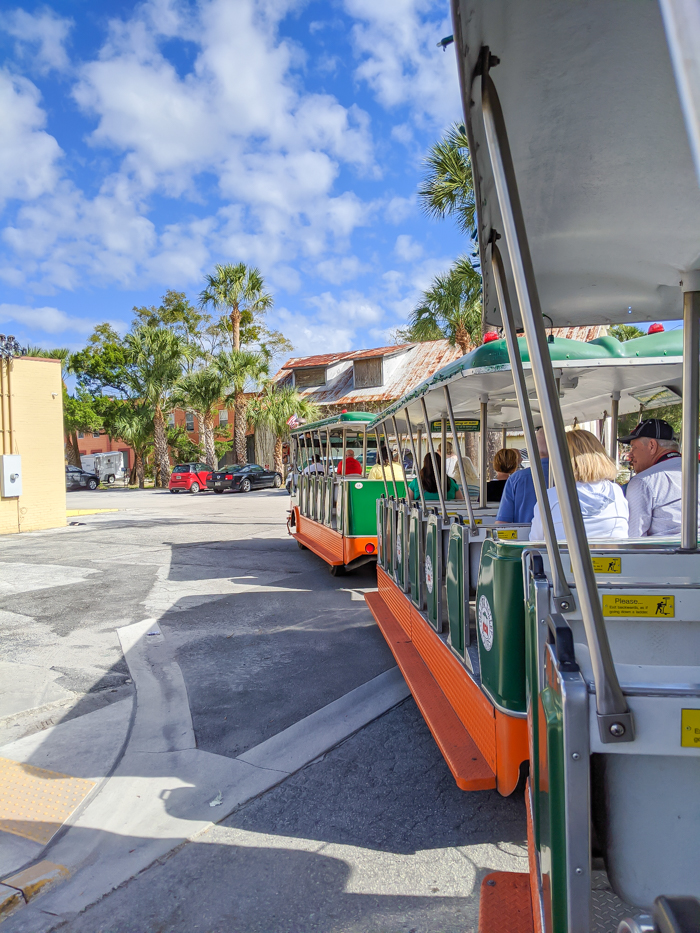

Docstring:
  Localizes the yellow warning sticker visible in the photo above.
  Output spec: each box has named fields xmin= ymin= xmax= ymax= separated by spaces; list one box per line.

xmin=602 ymin=594 xmax=675 ymax=617
xmin=591 ymin=557 xmax=621 ymax=574
xmin=681 ymin=709 xmax=700 ymax=748
xmin=496 ymin=529 xmax=518 ymax=540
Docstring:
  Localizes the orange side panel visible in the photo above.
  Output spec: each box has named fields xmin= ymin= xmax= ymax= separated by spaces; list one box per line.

xmin=377 ymin=566 xmax=412 ymax=638
xmin=294 ymin=515 xmax=344 ymax=565
xmin=376 ymin=566 xmax=498 ymax=774
xmin=366 ymin=592 xmax=495 ymax=792
xmin=495 ymin=709 xmax=529 ymax=796
xmin=478 ymin=872 xmax=534 ymax=933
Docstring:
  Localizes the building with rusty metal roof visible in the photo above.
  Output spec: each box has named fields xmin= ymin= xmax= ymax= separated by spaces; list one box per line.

xmin=272 ymin=326 xmax=609 ymax=417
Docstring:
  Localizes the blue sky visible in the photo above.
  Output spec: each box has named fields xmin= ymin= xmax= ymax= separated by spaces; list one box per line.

xmin=0 ymin=0 xmax=468 ymax=364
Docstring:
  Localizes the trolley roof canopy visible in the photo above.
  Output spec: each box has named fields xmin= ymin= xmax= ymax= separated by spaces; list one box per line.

xmin=290 ymin=411 xmax=376 ymax=436
xmin=454 ymin=0 xmax=700 ymax=328
xmin=369 ymin=331 xmax=683 ymax=433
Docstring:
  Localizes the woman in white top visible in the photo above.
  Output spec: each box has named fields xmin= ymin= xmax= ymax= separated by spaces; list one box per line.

xmin=530 ymin=429 xmax=628 ymax=540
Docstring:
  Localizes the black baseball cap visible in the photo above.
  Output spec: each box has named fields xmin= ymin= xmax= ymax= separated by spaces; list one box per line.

xmin=618 ymin=418 xmax=674 ymax=444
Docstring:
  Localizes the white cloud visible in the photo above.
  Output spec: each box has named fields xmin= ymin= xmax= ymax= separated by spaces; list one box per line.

xmin=315 ymin=255 xmax=367 ymax=285
xmin=385 ymin=195 xmax=414 ymax=224
xmin=394 ymin=234 xmax=423 ymax=262
xmin=0 ymin=303 xmax=94 ymax=335
xmin=0 ymin=70 xmax=62 ymax=208
xmin=343 ymin=0 xmax=461 ymax=127
xmin=0 ymin=7 xmax=73 ymax=74
xmin=309 ymin=290 xmax=383 ymax=325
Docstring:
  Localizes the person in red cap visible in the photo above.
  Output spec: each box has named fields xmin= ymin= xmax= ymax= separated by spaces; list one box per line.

xmin=620 ymin=418 xmax=689 ymax=536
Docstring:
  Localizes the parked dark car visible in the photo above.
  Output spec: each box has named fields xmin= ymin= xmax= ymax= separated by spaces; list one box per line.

xmin=66 ymin=465 xmax=99 ymax=491
xmin=169 ymin=463 xmax=212 ymax=494
xmin=207 ymin=464 xmax=282 ymax=493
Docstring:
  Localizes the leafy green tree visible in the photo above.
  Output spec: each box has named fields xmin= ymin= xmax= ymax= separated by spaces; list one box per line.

xmin=63 ymin=391 xmax=103 ymax=466
xmin=107 ymin=402 xmax=154 ymax=487
xmin=216 ymin=350 xmax=269 ymax=464
xmin=609 ymin=324 xmax=646 ymax=342
xmin=418 ymin=123 xmax=476 ymax=237
xmin=170 ymin=365 xmax=230 ymax=468
xmin=200 ymin=263 xmax=274 ymax=352
xmin=69 ymin=324 xmax=132 ymax=396
xmin=124 ymin=326 xmax=192 ymax=486
xmin=247 ymin=383 xmax=319 ymax=476
xmin=399 ymin=256 xmax=482 ymax=354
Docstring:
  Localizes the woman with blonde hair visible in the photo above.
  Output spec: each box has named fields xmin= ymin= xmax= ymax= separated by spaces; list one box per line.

xmin=487 ymin=447 xmax=521 ymax=502
xmin=530 ymin=429 xmax=628 ymax=540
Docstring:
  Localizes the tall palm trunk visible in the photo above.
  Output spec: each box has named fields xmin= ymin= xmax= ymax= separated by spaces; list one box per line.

xmin=136 ymin=452 xmax=145 ymax=488
xmin=153 ymin=405 xmax=170 ymax=487
xmin=234 ymin=392 xmax=248 ymax=464
xmin=231 ymin=307 xmax=241 ymax=351
xmin=273 ymin=436 xmax=284 ymax=477
xmin=67 ymin=431 xmax=81 ymax=466
xmin=455 ymin=324 xmax=472 ymax=355
xmin=203 ymin=411 xmax=216 ymax=468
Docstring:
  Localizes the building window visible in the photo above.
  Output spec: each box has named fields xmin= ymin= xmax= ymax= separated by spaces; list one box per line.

xmin=295 ymin=366 xmax=326 ymax=388
xmin=78 ymin=432 xmax=84 ymax=439
xmin=219 ymin=409 xmax=228 ymax=426
xmin=353 ymin=357 xmax=383 ymax=389
xmin=185 ymin=412 xmax=195 ymax=432
xmin=168 ymin=413 xmax=175 ymax=427
xmin=92 ymin=431 xmax=100 ymax=438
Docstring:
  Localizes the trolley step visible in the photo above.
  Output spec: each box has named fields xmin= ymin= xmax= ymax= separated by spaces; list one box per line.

xmin=293 ymin=530 xmax=344 ymax=566
xmin=478 ymin=872 xmax=534 ymax=933
xmin=366 ymin=592 xmax=496 ymax=791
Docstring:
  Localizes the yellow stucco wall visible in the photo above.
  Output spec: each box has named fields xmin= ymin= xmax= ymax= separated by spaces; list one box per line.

xmin=0 ymin=357 xmax=66 ymax=534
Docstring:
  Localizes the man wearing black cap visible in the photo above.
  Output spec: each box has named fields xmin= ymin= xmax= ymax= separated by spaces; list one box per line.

xmin=619 ymin=419 xmax=683 ymax=536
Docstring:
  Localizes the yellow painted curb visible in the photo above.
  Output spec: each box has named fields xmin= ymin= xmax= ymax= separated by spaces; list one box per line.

xmin=0 ymin=883 xmax=22 ymax=918
xmin=66 ymin=509 xmax=119 ymax=516
xmin=2 ymin=861 xmax=69 ymax=902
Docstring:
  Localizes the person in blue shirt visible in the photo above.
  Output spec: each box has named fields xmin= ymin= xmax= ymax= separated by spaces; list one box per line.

xmin=496 ymin=428 xmax=549 ymax=524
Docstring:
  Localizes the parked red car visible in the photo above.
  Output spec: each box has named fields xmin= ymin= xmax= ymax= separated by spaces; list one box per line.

xmin=169 ymin=463 xmax=212 ymax=494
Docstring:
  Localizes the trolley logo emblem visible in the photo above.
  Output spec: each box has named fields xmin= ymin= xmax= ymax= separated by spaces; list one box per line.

xmin=602 ymin=594 xmax=675 ymax=617
xmin=425 ymin=555 xmax=434 ymax=594
xmin=354 ymin=482 xmax=363 ymax=489
xmin=478 ymin=595 xmax=494 ymax=651
xmin=681 ymin=709 xmax=700 ymax=747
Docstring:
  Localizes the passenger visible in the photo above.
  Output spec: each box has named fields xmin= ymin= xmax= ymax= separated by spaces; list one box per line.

xmin=368 ymin=445 xmax=405 ymax=483
xmin=302 ymin=455 xmax=325 ymax=475
xmin=402 ymin=448 xmax=414 ymax=472
xmin=437 ymin=441 xmax=480 ymax=497
xmin=620 ymin=418 xmax=691 ymax=536
xmin=530 ymin=430 xmax=628 ymax=540
xmin=487 ymin=448 xmax=521 ymax=502
xmin=407 ymin=453 xmax=465 ymax=502
xmin=336 ymin=449 xmax=362 ymax=476
xmin=497 ymin=428 xmax=549 ymax=524
xmin=438 ymin=441 xmax=459 ymax=478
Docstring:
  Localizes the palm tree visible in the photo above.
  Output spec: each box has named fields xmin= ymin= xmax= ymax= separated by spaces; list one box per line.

xmin=170 ymin=366 xmax=229 ymax=468
xmin=247 ymin=383 xmax=319 ymax=476
xmin=609 ymin=324 xmax=646 ymax=342
xmin=124 ymin=326 xmax=192 ymax=487
xmin=216 ymin=350 xmax=269 ymax=464
xmin=108 ymin=403 xmax=154 ymax=488
xmin=418 ymin=123 xmax=476 ymax=237
xmin=200 ymin=263 xmax=274 ymax=352
xmin=404 ymin=256 xmax=483 ymax=354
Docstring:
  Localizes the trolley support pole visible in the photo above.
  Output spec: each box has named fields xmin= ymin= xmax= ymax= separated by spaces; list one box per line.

xmin=391 ymin=416 xmax=405 ymax=495
xmin=374 ymin=427 xmax=389 ymax=499
xmin=491 ymin=244 xmax=572 ymax=609
xmin=404 ymin=408 xmax=426 ymax=511
xmin=421 ymin=397 xmax=447 ymax=521
xmin=386 ymin=419 xmax=399 ymax=498
xmin=444 ymin=385 xmax=477 ymax=534
xmin=682 ymin=289 xmax=700 ymax=550
xmin=482 ymin=69 xmax=631 ymax=743
xmin=609 ymin=392 xmax=620 ymax=466
xmin=479 ymin=396 xmax=488 ymax=507
xmin=441 ymin=418 xmax=447 ymax=498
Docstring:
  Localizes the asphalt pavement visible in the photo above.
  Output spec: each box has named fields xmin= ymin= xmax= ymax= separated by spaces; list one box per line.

xmin=0 ymin=486 xmax=526 ymax=932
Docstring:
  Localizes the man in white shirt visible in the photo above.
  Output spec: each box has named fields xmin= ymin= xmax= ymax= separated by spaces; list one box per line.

xmin=621 ymin=419 xmax=685 ymax=536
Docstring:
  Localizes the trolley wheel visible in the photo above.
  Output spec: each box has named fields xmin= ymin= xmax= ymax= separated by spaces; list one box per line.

xmin=329 ymin=564 xmax=345 ymax=576
xmin=297 ymin=540 xmax=307 ymax=550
